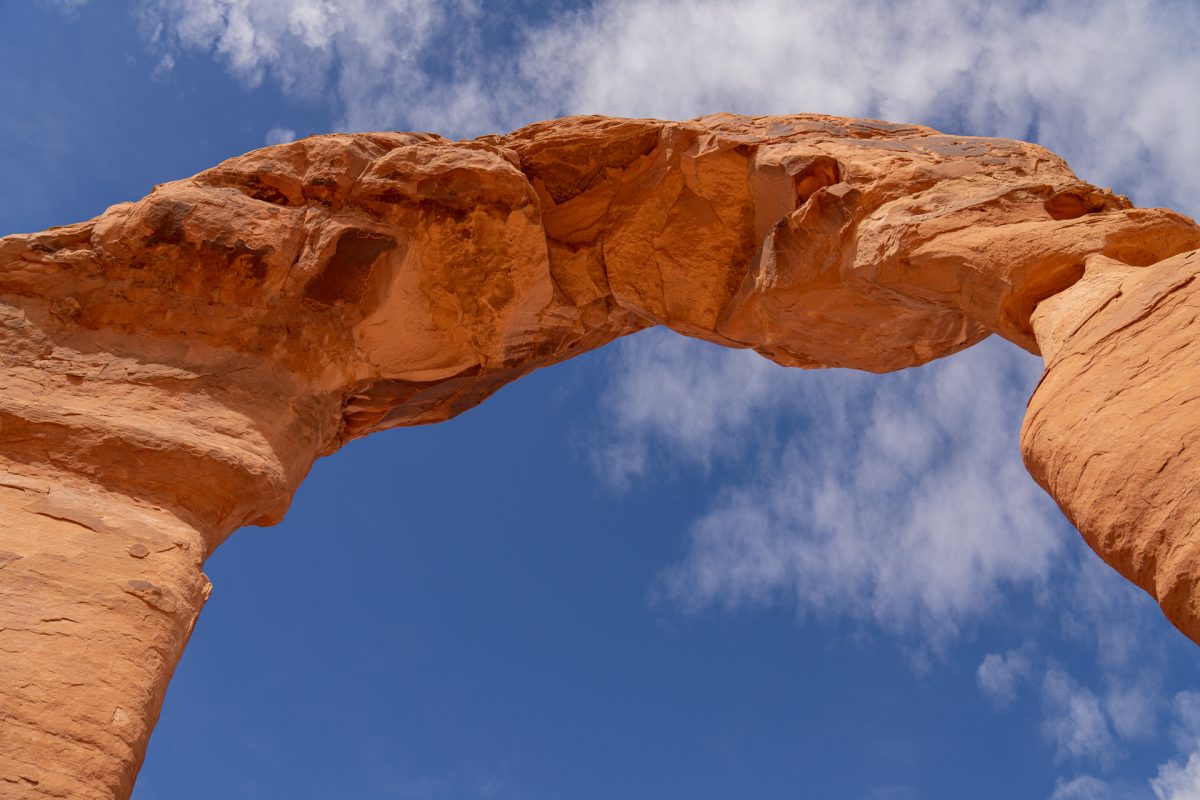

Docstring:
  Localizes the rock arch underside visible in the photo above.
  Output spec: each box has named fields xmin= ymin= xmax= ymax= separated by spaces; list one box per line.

xmin=2 ymin=113 xmax=1200 ymax=797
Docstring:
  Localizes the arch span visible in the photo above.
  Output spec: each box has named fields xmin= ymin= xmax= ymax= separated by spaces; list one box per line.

xmin=2 ymin=114 xmax=1199 ymax=798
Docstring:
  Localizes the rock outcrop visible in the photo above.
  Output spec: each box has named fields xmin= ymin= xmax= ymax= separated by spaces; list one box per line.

xmin=1 ymin=114 xmax=1198 ymax=798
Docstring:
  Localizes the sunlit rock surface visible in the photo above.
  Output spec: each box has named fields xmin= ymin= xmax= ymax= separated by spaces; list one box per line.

xmin=1 ymin=113 xmax=1198 ymax=798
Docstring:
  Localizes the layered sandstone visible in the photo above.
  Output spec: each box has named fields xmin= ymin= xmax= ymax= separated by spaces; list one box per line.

xmin=1 ymin=114 xmax=1198 ymax=797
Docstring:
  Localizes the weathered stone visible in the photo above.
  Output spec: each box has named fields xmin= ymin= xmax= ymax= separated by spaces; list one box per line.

xmin=1023 ymin=248 xmax=1200 ymax=642
xmin=1 ymin=113 xmax=1198 ymax=797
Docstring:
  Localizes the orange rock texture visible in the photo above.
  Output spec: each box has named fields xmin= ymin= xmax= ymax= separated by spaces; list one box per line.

xmin=1 ymin=114 xmax=1198 ymax=797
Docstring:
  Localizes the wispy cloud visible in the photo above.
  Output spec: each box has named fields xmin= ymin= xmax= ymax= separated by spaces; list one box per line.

xmin=967 ymin=554 xmax=1199 ymax=794
xmin=1151 ymin=695 xmax=1200 ymax=799
xmin=586 ymin=334 xmax=783 ymax=491
xmin=264 ymin=126 xmax=297 ymax=146
xmin=978 ymin=645 xmax=1035 ymax=707
xmin=134 ymin=0 xmax=507 ymax=135
xmin=627 ymin=335 xmax=1063 ymax=646
xmin=1042 ymin=668 xmax=1120 ymax=765
xmin=124 ymin=0 xmax=1200 ymax=220
xmin=526 ymin=0 xmax=1200 ymax=214
xmin=39 ymin=0 xmax=90 ymax=13
xmin=1169 ymin=692 xmax=1200 ymax=751
xmin=1049 ymin=775 xmax=1140 ymax=800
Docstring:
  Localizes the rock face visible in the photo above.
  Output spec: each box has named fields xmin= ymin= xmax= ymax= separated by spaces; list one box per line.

xmin=1022 ymin=249 xmax=1200 ymax=641
xmin=0 ymin=113 xmax=1198 ymax=797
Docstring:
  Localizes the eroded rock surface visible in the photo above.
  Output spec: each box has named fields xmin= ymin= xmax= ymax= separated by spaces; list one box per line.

xmin=1 ymin=114 xmax=1198 ymax=798
xmin=1023 ymin=248 xmax=1200 ymax=642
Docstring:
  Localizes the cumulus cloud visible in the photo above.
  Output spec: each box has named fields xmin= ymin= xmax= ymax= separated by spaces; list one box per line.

xmin=1050 ymin=556 xmax=1165 ymax=743
xmin=1152 ymin=751 xmax=1200 ymax=800
xmin=138 ymin=0 xmax=440 ymax=91
xmin=970 ymin=567 xmax=1166 ymax=769
xmin=968 ymin=554 xmax=1178 ymax=780
xmin=593 ymin=331 xmax=1179 ymax=774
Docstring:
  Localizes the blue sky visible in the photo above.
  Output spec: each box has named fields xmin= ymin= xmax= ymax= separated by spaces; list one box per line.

xmin=5 ymin=2 xmax=1200 ymax=798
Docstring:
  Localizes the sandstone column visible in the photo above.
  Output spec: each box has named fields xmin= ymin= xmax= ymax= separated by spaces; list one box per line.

xmin=0 ymin=466 xmax=210 ymax=799
xmin=1022 ymin=249 xmax=1200 ymax=642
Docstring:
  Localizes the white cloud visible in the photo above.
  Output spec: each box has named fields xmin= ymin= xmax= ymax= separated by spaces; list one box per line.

xmin=599 ymin=333 xmax=1065 ymax=644
xmin=1171 ymin=692 xmax=1200 ymax=752
xmin=136 ymin=0 xmax=504 ymax=136
xmin=1050 ymin=776 xmax=1119 ymax=800
xmin=1143 ymin=696 xmax=1200 ymax=799
xmin=1152 ymin=750 xmax=1200 ymax=800
xmin=129 ymin=0 xmax=1200 ymax=219
xmin=264 ymin=126 xmax=297 ymax=146
xmin=526 ymin=0 xmax=1200 ymax=214
xmin=971 ymin=568 xmax=1166 ymax=766
xmin=978 ymin=647 xmax=1035 ymax=707
xmin=151 ymin=53 xmax=175 ymax=80
xmin=1048 ymin=776 xmax=1151 ymax=800
xmin=587 ymin=332 xmax=782 ymax=491
xmin=1042 ymin=668 xmax=1118 ymax=764
xmin=1105 ymin=679 xmax=1160 ymax=742
xmin=1060 ymin=556 xmax=1169 ymax=676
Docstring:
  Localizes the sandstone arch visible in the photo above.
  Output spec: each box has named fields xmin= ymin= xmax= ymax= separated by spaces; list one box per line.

xmin=2 ymin=114 xmax=1199 ymax=798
